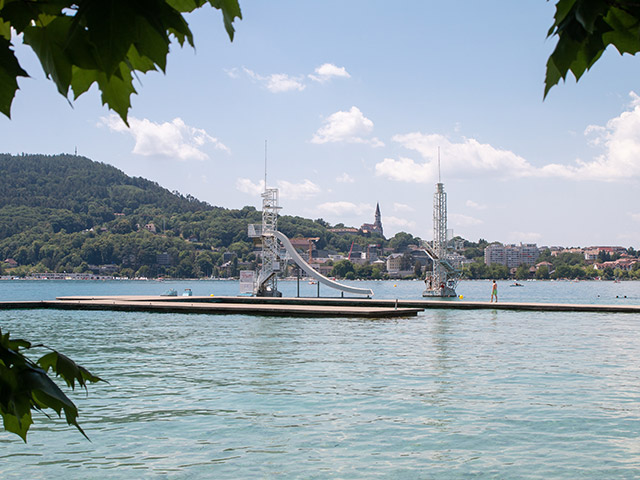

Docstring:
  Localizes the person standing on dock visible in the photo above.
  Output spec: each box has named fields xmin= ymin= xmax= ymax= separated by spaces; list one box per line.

xmin=490 ymin=280 xmax=498 ymax=303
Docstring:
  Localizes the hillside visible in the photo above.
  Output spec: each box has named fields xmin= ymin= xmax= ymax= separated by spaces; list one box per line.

xmin=0 ymin=154 xmax=398 ymax=278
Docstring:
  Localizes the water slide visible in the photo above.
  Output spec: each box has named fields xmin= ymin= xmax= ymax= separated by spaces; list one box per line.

xmin=272 ymin=230 xmax=374 ymax=297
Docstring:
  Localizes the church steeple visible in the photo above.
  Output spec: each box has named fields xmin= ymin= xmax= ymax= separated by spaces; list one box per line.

xmin=374 ymin=202 xmax=383 ymax=236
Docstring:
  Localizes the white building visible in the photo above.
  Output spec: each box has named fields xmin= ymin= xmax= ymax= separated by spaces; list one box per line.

xmin=484 ymin=243 xmax=540 ymax=268
xmin=386 ymin=253 xmax=403 ymax=274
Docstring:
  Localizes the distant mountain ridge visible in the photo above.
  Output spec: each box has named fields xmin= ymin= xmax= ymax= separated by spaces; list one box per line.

xmin=0 ymin=153 xmax=210 ymax=214
xmin=0 ymin=154 xmax=359 ymax=278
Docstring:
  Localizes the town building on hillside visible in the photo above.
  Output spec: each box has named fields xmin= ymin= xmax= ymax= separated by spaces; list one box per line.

xmin=594 ymin=258 xmax=638 ymax=271
xmin=484 ymin=243 xmax=540 ymax=268
xmin=360 ymin=203 xmax=384 ymax=237
xmin=289 ymin=237 xmax=319 ymax=262
xmin=535 ymin=261 xmax=554 ymax=273
xmin=386 ymin=253 xmax=404 ymax=275
xmin=583 ymin=246 xmax=627 ymax=261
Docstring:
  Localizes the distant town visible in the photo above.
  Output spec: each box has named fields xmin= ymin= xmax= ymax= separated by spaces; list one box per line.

xmin=2 ymin=154 xmax=638 ymax=282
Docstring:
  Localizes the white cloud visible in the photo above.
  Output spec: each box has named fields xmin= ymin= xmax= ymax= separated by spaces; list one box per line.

xmin=378 ymin=92 xmax=640 ymax=184
xmin=393 ymin=202 xmax=414 ymax=212
xmin=311 ymin=106 xmax=384 ymax=147
xmin=336 ymin=172 xmax=355 ymax=183
xmin=242 ymin=67 xmax=305 ymax=93
xmin=236 ymin=178 xmax=264 ymax=196
xmin=235 ymin=178 xmax=320 ymax=200
xmin=278 ymin=179 xmax=321 ymax=199
xmin=538 ymin=91 xmax=640 ymax=181
xmin=309 ymin=63 xmax=351 ymax=83
xmin=99 ymin=114 xmax=229 ymax=161
xmin=377 ymin=133 xmax=533 ymax=183
xmin=231 ymin=63 xmax=350 ymax=93
xmin=224 ymin=67 xmax=240 ymax=79
xmin=450 ymin=213 xmax=483 ymax=227
xmin=316 ymin=201 xmax=373 ymax=216
xmin=465 ymin=200 xmax=487 ymax=210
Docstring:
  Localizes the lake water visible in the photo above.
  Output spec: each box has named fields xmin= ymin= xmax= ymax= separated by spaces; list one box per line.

xmin=1 ymin=279 xmax=640 ymax=478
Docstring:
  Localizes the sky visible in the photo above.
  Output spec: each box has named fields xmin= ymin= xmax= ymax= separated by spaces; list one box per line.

xmin=3 ymin=1 xmax=640 ymax=248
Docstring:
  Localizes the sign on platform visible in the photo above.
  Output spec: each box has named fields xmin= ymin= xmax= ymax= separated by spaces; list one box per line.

xmin=239 ymin=270 xmax=256 ymax=294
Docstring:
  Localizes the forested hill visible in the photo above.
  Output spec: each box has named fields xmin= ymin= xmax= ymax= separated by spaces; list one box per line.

xmin=0 ymin=153 xmax=389 ymax=278
xmin=0 ymin=153 xmax=210 ymax=216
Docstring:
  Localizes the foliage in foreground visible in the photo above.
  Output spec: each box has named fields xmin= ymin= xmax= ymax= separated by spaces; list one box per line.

xmin=2 ymin=1 xmax=640 ymax=119
xmin=545 ymin=0 xmax=640 ymax=96
xmin=0 ymin=329 xmax=102 ymax=441
xmin=0 ymin=0 xmax=242 ymax=121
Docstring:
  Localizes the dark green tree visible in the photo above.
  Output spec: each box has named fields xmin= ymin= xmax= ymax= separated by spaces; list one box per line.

xmin=515 ymin=264 xmax=530 ymax=280
xmin=535 ymin=265 xmax=550 ymax=279
xmin=331 ymin=260 xmax=355 ymax=279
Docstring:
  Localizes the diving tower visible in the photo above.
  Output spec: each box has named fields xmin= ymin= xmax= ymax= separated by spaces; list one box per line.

xmin=422 ymin=160 xmax=460 ymax=297
xmin=248 ymin=188 xmax=373 ymax=297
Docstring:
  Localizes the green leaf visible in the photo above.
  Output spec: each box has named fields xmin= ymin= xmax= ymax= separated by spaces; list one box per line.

xmin=23 ymin=16 xmax=74 ymax=96
xmin=96 ymin=62 xmax=137 ymax=125
xmin=38 ymin=351 xmax=103 ymax=390
xmin=209 ymin=0 xmax=242 ymax=41
xmin=70 ymin=66 xmax=99 ymax=99
xmin=126 ymin=45 xmax=157 ymax=74
xmin=0 ymin=19 xmax=11 ymax=40
xmin=0 ymin=1 xmax=41 ymax=33
xmin=2 ymin=410 xmax=32 ymax=442
xmin=575 ymin=0 xmax=607 ymax=33
xmin=23 ymin=367 xmax=89 ymax=440
xmin=0 ymin=37 xmax=28 ymax=118
xmin=167 ymin=0 xmax=205 ymax=13
xmin=603 ymin=7 xmax=640 ymax=55
xmin=77 ymin=0 xmax=139 ymax=77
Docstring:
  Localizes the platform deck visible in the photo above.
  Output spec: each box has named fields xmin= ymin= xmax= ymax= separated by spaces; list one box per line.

xmin=2 ymin=295 xmax=638 ymax=316
xmin=56 ymin=295 xmax=640 ymax=314
xmin=0 ymin=298 xmax=420 ymax=318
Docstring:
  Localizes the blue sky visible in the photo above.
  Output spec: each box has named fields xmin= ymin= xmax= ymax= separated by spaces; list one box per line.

xmin=4 ymin=1 xmax=640 ymax=248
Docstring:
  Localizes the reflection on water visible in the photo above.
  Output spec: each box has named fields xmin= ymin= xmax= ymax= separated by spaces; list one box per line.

xmin=1 ymin=281 xmax=640 ymax=478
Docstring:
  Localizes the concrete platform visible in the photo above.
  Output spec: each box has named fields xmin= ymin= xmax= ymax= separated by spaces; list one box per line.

xmin=0 ymin=298 xmax=421 ymax=318
xmin=55 ymin=295 xmax=640 ymax=314
xmin=3 ymin=295 xmax=638 ymax=316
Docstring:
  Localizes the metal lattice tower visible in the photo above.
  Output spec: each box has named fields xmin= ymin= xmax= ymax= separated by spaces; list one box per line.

xmin=258 ymin=188 xmax=281 ymax=295
xmin=422 ymin=156 xmax=459 ymax=297
xmin=433 ymin=183 xmax=447 ymax=260
xmin=432 ymin=182 xmax=447 ymax=287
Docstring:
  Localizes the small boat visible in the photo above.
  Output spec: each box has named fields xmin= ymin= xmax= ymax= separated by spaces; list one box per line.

xmin=182 ymin=288 xmax=193 ymax=296
xmin=510 ymin=282 xmax=523 ymax=287
xmin=161 ymin=288 xmax=178 ymax=296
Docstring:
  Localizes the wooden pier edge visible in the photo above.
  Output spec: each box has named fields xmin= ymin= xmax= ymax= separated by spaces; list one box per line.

xmin=1 ymin=295 xmax=639 ymax=316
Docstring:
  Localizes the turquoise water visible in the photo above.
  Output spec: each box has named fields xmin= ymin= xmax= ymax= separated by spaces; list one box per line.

xmin=1 ymin=280 xmax=640 ymax=478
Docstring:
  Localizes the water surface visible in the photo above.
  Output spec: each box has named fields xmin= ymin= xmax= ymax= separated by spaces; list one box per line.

xmin=1 ymin=280 xmax=639 ymax=478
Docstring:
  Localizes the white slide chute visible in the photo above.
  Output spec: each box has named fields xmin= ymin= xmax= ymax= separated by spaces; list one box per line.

xmin=272 ymin=231 xmax=373 ymax=297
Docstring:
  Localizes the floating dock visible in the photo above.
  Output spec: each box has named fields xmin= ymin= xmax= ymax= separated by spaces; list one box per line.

xmin=0 ymin=296 xmax=638 ymax=317
xmin=0 ymin=297 xmax=421 ymax=318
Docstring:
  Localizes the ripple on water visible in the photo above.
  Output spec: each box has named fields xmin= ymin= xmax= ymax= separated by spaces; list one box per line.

xmin=1 ymin=297 xmax=640 ymax=478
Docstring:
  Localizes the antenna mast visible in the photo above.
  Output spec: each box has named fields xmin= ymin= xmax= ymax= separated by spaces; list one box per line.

xmin=264 ymin=140 xmax=268 ymax=192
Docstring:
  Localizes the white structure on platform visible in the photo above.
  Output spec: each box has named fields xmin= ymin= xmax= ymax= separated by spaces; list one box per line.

xmin=248 ymin=188 xmax=282 ymax=296
xmin=248 ymin=188 xmax=373 ymax=297
xmin=422 ymin=170 xmax=460 ymax=297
